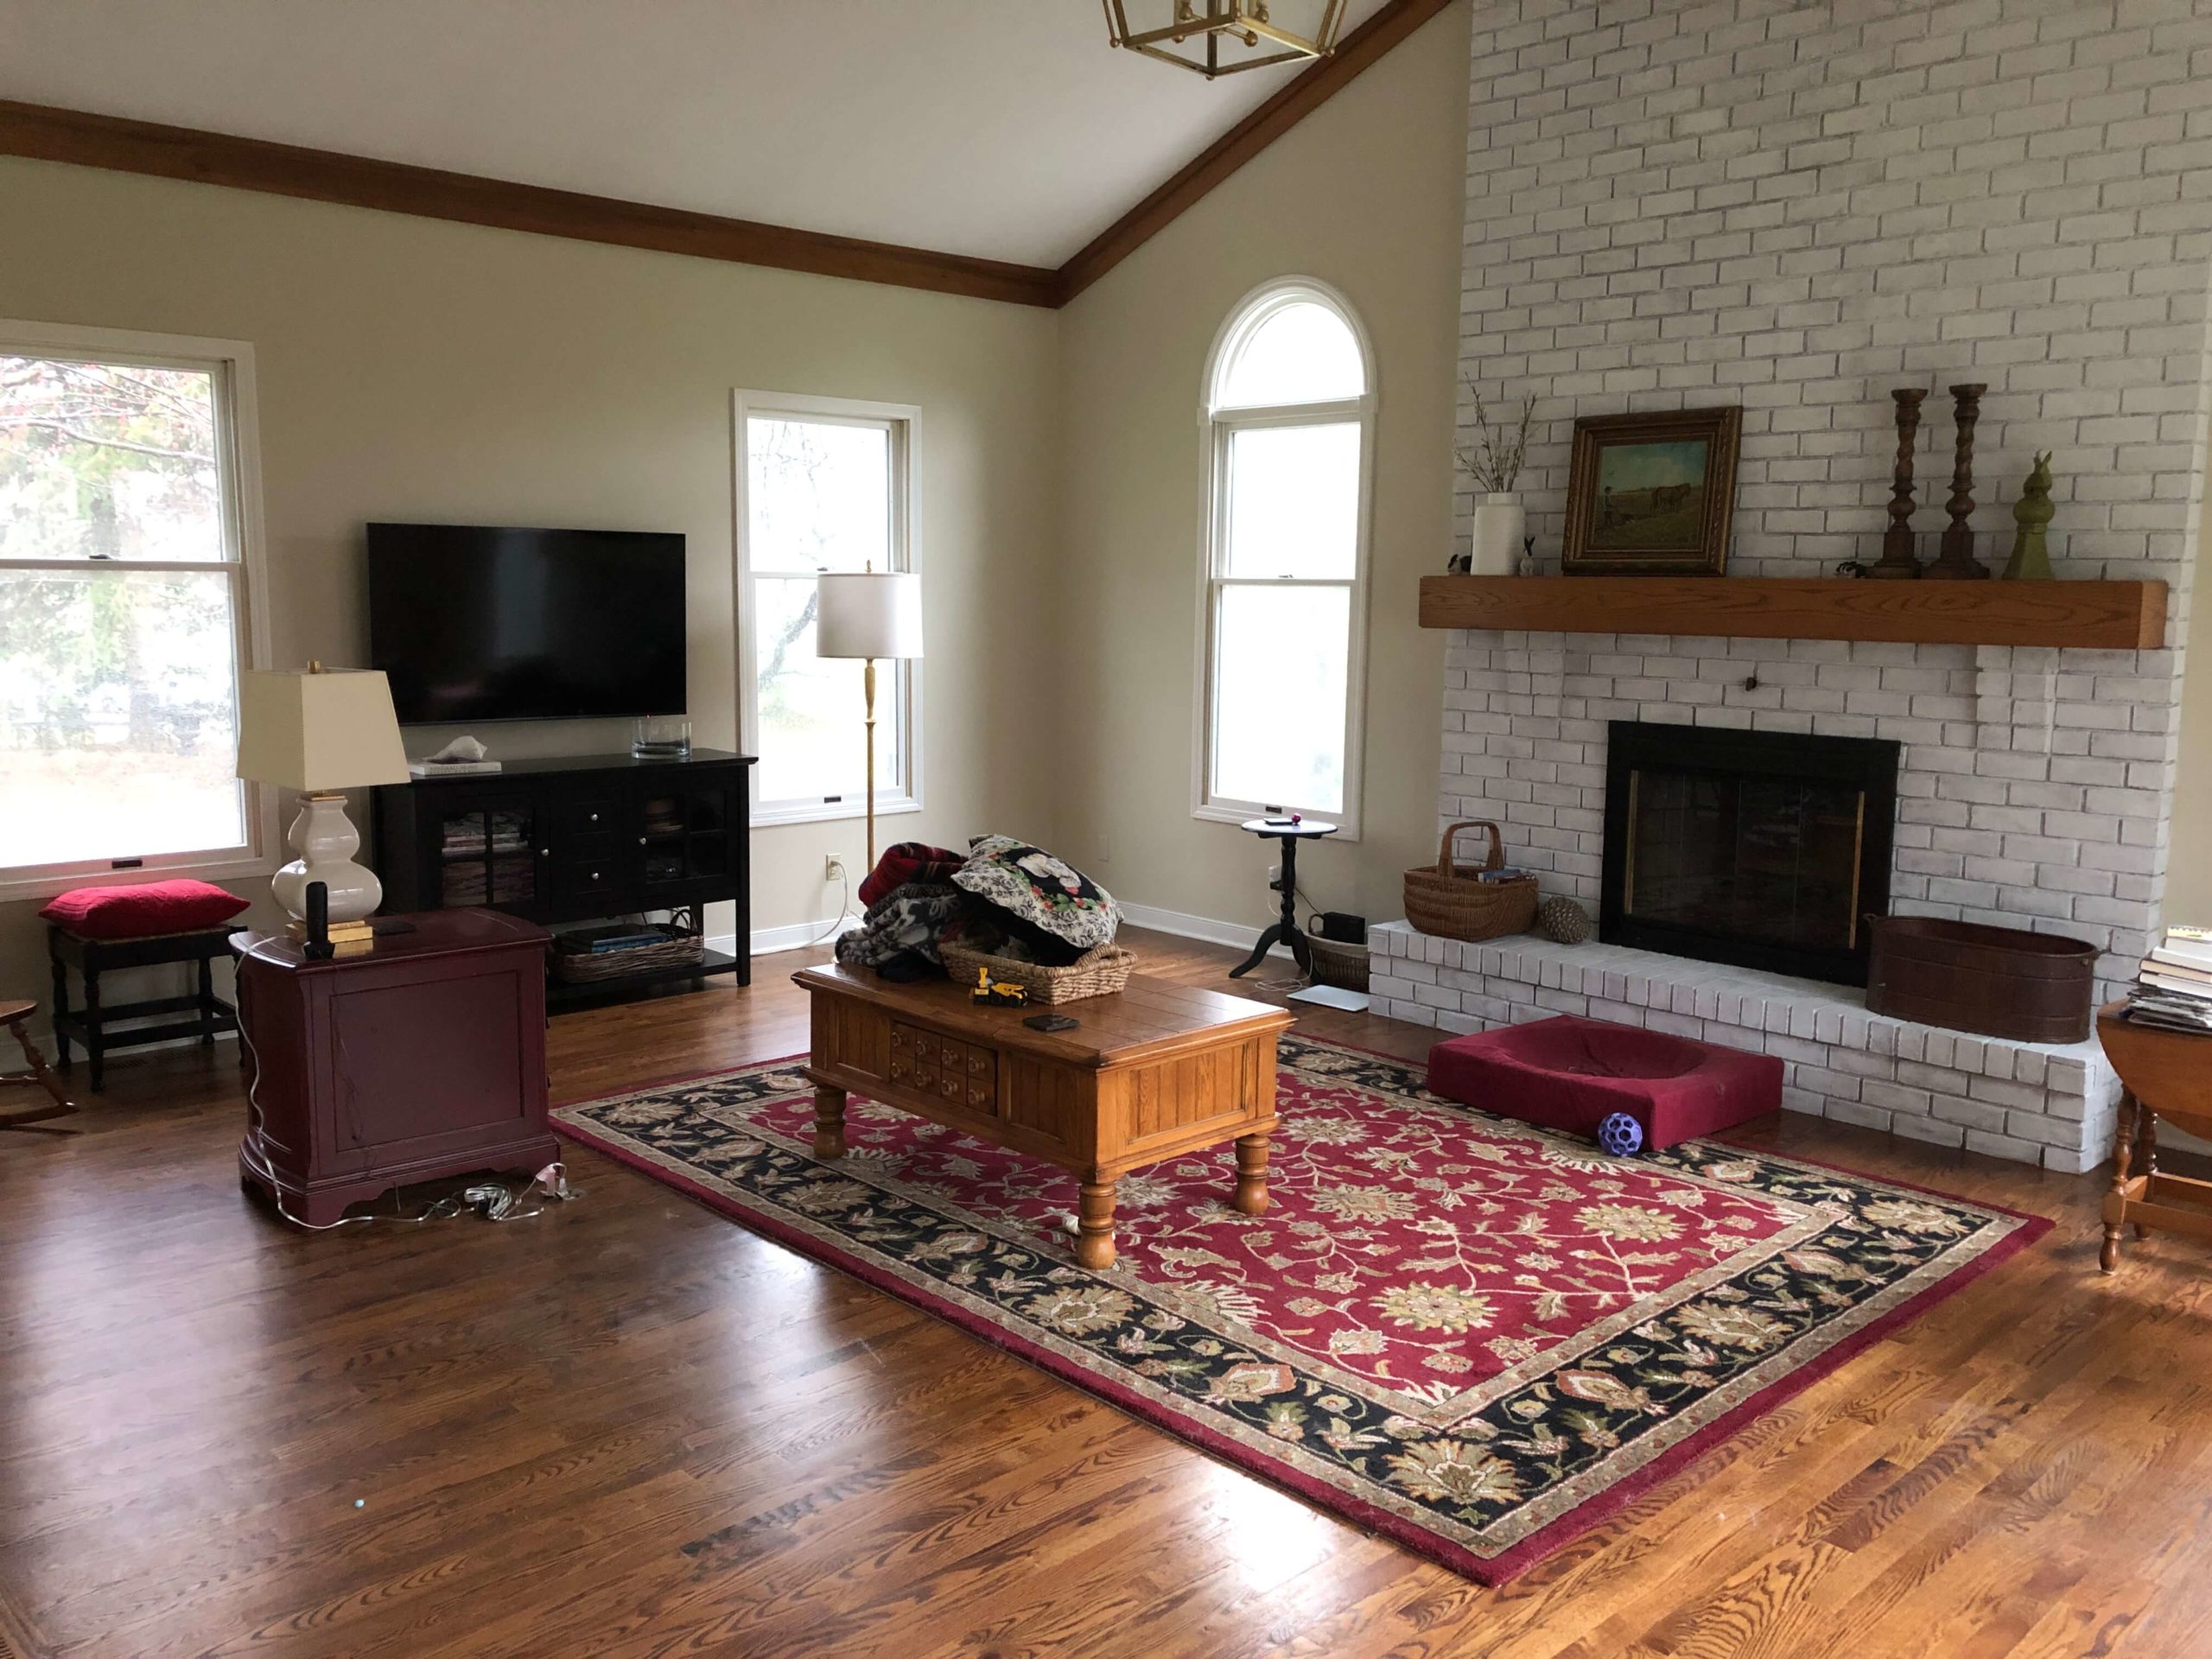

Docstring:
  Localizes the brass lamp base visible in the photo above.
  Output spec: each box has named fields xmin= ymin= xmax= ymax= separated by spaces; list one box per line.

xmin=285 ymin=918 xmax=376 ymax=956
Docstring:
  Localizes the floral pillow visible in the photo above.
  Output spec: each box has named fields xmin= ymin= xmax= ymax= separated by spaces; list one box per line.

xmin=953 ymin=836 xmax=1120 ymax=957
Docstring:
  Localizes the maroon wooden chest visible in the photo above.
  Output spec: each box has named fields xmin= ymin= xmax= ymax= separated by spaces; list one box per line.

xmin=233 ymin=910 xmax=556 ymax=1226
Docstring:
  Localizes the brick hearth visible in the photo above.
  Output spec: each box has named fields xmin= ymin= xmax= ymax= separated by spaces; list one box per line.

xmin=1369 ymin=921 xmax=2121 ymax=1174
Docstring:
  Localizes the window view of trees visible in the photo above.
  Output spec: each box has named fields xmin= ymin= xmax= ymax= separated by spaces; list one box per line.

xmin=743 ymin=409 xmax=907 ymax=814
xmin=1199 ymin=287 xmax=1371 ymax=827
xmin=0 ymin=352 xmax=248 ymax=874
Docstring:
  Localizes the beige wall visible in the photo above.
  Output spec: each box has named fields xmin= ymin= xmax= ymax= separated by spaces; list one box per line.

xmin=37 ymin=0 xmax=2210 ymax=1046
xmin=1052 ymin=1 xmax=1471 ymax=936
xmin=2168 ymin=442 xmax=2212 ymax=927
xmin=0 ymin=157 xmax=1061 ymax=1015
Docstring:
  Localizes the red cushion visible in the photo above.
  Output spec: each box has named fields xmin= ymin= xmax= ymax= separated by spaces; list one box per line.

xmin=39 ymin=879 xmax=251 ymax=940
xmin=1427 ymin=1014 xmax=1782 ymax=1150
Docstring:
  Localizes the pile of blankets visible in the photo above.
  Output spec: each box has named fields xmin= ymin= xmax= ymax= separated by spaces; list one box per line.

xmin=835 ymin=836 xmax=1121 ymax=982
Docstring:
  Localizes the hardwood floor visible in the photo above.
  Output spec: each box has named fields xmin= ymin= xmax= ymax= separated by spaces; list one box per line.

xmin=2 ymin=925 xmax=2207 ymax=1657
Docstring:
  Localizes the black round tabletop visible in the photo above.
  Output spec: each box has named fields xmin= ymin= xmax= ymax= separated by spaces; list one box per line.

xmin=1240 ymin=817 xmax=1338 ymax=839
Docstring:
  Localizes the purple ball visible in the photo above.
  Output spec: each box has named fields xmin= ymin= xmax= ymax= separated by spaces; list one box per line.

xmin=1598 ymin=1112 xmax=1645 ymax=1158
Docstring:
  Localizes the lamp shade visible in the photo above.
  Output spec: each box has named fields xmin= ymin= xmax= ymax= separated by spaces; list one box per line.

xmin=816 ymin=571 xmax=923 ymax=660
xmin=235 ymin=667 xmax=411 ymax=792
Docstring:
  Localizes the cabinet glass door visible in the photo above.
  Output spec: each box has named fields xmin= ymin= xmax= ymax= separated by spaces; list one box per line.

xmin=638 ymin=779 xmax=733 ymax=892
xmin=436 ymin=803 xmax=540 ymax=909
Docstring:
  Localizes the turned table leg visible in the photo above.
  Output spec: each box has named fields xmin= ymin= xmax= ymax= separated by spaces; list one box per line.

xmin=812 ymin=1085 xmax=848 ymax=1160
xmin=1075 ymin=1180 xmax=1117 ymax=1271
xmin=1233 ymin=1132 xmax=1271 ymax=1217
xmin=2102 ymin=1090 xmax=2141 ymax=1274
xmin=2135 ymin=1107 xmax=2159 ymax=1239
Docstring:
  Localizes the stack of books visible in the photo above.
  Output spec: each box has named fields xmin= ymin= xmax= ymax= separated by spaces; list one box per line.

xmin=2125 ymin=925 xmax=2212 ymax=1034
xmin=556 ymin=925 xmax=673 ymax=958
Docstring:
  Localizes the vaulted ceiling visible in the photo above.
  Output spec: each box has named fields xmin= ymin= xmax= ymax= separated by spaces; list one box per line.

xmin=0 ymin=0 xmax=1393 ymax=270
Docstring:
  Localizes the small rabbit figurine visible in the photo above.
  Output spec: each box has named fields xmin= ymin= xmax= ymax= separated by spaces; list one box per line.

xmin=2001 ymin=451 xmax=2056 ymax=581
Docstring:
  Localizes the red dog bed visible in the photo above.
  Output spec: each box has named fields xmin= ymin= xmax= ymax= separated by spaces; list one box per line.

xmin=1427 ymin=1015 xmax=1781 ymax=1150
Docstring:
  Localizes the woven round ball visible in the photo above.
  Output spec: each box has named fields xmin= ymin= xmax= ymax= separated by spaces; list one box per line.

xmin=1536 ymin=895 xmax=1592 ymax=944
xmin=1598 ymin=1112 xmax=1645 ymax=1158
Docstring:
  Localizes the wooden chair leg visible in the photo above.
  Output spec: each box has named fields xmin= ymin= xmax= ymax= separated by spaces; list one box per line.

xmin=49 ymin=950 xmax=72 ymax=1070
xmin=83 ymin=969 xmax=104 ymax=1094
xmin=2 ymin=1014 xmax=76 ymax=1132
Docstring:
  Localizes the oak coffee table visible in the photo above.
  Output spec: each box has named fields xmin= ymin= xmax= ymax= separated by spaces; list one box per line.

xmin=793 ymin=963 xmax=1294 ymax=1268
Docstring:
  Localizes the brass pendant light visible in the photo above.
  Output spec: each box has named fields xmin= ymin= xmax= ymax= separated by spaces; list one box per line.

xmin=1102 ymin=0 xmax=1347 ymax=79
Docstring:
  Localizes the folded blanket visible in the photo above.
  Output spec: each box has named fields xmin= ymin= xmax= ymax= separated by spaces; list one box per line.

xmin=835 ymin=880 xmax=967 ymax=978
xmin=858 ymin=841 xmax=967 ymax=909
xmin=951 ymin=835 xmax=1119 ymax=964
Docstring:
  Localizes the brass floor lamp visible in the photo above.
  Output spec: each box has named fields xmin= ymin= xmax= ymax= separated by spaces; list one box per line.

xmin=815 ymin=569 xmax=923 ymax=872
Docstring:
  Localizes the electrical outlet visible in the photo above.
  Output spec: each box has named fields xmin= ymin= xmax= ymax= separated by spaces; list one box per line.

xmin=824 ymin=855 xmax=845 ymax=882
xmin=1268 ymin=861 xmax=1282 ymax=883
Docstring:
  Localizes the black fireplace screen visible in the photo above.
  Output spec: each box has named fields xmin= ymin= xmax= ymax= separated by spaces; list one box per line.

xmin=1600 ymin=721 xmax=1899 ymax=985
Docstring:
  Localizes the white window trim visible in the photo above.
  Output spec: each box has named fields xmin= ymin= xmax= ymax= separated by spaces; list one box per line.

xmin=1190 ymin=277 xmax=1376 ymax=841
xmin=0 ymin=318 xmax=276 ymax=903
xmin=732 ymin=389 xmax=924 ymax=828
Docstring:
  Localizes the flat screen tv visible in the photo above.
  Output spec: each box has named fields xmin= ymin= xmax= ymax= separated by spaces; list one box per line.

xmin=367 ymin=524 xmax=687 ymax=725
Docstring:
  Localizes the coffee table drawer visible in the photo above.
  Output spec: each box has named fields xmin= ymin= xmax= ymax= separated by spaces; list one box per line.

xmin=887 ymin=1021 xmax=996 ymax=1115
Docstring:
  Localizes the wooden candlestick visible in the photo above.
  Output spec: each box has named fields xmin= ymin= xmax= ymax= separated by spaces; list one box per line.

xmin=1865 ymin=387 xmax=1928 ymax=580
xmin=1927 ymin=382 xmax=1990 ymax=580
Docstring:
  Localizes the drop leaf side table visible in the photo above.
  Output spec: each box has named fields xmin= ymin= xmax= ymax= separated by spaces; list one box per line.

xmin=2095 ymin=1001 xmax=2212 ymax=1273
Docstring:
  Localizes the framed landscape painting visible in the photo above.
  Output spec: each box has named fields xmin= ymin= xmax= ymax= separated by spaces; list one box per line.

xmin=1561 ymin=405 xmax=1742 ymax=575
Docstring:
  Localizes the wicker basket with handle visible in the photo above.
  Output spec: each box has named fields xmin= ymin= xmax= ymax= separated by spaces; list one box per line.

xmin=1403 ymin=820 xmax=1539 ymax=943
xmin=938 ymin=941 xmax=1137 ymax=1004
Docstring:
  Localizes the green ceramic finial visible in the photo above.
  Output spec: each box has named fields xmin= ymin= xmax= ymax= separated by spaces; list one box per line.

xmin=2002 ymin=451 xmax=2056 ymax=581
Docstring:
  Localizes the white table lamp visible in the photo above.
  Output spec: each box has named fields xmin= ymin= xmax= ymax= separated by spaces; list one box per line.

xmin=814 ymin=569 xmax=923 ymax=871
xmin=236 ymin=664 xmax=412 ymax=941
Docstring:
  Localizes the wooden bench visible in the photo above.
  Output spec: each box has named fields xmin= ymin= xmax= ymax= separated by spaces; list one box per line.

xmin=48 ymin=925 xmax=245 ymax=1092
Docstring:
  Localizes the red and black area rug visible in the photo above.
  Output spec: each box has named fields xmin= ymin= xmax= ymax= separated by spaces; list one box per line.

xmin=554 ymin=1034 xmax=2047 ymax=1584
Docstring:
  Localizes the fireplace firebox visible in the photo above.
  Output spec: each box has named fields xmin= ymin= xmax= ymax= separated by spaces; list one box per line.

xmin=1599 ymin=721 xmax=1900 ymax=986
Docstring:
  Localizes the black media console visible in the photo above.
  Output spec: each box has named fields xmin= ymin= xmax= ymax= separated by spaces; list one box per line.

xmin=371 ymin=749 xmax=755 ymax=1009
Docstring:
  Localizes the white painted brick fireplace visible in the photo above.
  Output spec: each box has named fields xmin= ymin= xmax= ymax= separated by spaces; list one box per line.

xmin=1377 ymin=0 xmax=2212 ymax=1173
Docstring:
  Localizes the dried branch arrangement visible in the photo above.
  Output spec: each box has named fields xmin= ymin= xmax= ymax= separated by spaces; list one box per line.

xmin=1457 ymin=383 xmax=1536 ymax=494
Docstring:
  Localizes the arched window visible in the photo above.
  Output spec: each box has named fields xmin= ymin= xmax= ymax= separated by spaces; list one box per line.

xmin=1195 ymin=279 xmax=1373 ymax=832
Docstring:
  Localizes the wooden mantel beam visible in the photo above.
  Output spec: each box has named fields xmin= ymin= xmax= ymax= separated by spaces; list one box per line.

xmin=1417 ymin=575 xmax=2169 ymax=652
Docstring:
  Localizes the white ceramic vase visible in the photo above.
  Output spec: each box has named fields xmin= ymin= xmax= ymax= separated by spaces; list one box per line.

xmin=1469 ymin=493 xmax=1525 ymax=575
xmin=270 ymin=793 xmax=383 ymax=926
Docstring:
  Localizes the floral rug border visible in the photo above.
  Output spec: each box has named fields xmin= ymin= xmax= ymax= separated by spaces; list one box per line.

xmin=552 ymin=1037 xmax=2050 ymax=1584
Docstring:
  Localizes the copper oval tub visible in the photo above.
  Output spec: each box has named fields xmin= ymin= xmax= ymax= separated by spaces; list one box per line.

xmin=1865 ymin=915 xmax=2099 ymax=1045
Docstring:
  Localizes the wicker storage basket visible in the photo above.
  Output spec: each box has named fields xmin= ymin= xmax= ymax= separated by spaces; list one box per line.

xmin=939 ymin=941 xmax=1136 ymax=1004
xmin=1305 ymin=934 xmax=1370 ymax=992
xmin=1403 ymin=821 xmax=1539 ymax=944
xmin=550 ymin=925 xmax=704 ymax=983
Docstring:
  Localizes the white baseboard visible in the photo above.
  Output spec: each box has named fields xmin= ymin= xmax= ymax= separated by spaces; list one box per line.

xmin=1117 ymin=901 xmax=1294 ymax=961
xmin=727 ymin=906 xmax=1284 ymax=966
xmin=723 ymin=917 xmax=860 ymax=959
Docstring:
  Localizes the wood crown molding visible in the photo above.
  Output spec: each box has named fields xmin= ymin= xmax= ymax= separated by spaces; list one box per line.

xmin=0 ymin=0 xmax=1453 ymax=310
xmin=0 ymin=98 xmax=1063 ymax=309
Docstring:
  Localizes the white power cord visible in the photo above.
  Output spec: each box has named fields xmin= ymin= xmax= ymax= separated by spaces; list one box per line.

xmin=237 ymin=1010 xmax=577 ymax=1231
xmin=805 ymin=862 xmax=855 ymax=949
